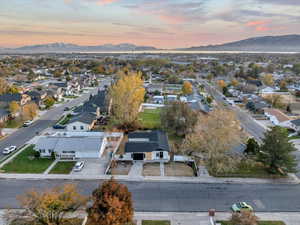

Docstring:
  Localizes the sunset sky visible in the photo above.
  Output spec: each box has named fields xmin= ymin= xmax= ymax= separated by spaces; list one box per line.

xmin=1 ymin=0 xmax=300 ymax=48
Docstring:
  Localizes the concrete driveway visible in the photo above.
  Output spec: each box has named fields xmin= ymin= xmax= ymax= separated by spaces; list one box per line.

xmin=71 ymin=158 xmax=109 ymax=176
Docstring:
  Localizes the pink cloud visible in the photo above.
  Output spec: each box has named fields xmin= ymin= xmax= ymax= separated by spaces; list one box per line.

xmin=96 ymin=0 xmax=120 ymax=5
xmin=246 ymin=20 xmax=271 ymax=32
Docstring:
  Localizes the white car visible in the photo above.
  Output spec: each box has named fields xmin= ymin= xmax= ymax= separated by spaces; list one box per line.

xmin=73 ymin=161 xmax=85 ymax=172
xmin=23 ymin=120 xmax=33 ymax=127
xmin=3 ymin=146 xmax=17 ymax=155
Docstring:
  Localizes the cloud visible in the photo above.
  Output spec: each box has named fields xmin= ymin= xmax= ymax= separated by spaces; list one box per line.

xmin=245 ymin=20 xmax=271 ymax=31
xmin=254 ymin=0 xmax=300 ymax=6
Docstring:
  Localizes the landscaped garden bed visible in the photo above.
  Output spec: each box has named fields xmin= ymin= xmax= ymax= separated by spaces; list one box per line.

xmin=49 ymin=161 xmax=76 ymax=174
xmin=1 ymin=145 xmax=54 ymax=173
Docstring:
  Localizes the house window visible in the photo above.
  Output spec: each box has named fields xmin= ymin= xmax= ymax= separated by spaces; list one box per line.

xmin=80 ymin=126 xmax=84 ymax=130
xmin=40 ymin=149 xmax=45 ymax=153
xmin=73 ymin=126 xmax=76 ymax=130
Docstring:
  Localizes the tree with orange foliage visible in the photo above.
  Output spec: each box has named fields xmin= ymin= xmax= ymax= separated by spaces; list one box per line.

xmin=22 ymin=103 xmax=39 ymax=120
xmin=109 ymin=71 xmax=145 ymax=129
xmin=15 ymin=184 xmax=87 ymax=225
xmin=182 ymin=81 xmax=193 ymax=95
xmin=216 ymin=80 xmax=226 ymax=89
xmin=87 ymin=178 xmax=134 ymax=225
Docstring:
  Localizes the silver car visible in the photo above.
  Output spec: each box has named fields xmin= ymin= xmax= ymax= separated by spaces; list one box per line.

xmin=73 ymin=161 xmax=84 ymax=172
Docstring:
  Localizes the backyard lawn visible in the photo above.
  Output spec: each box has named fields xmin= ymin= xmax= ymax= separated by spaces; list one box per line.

xmin=1 ymin=145 xmax=54 ymax=173
xmin=49 ymin=161 xmax=76 ymax=174
xmin=138 ymin=108 xmax=161 ymax=129
xmin=219 ymin=221 xmax=285 ymax=225
xmin=142 ymin=221 xmax=170 ymax=225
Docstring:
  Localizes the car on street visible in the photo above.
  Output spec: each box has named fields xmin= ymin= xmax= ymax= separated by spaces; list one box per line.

xmin=3 ymin=146 xmax=17 ymax=155
xmin=73 ymin=161 xmax=84 ymax=172
xmin=231 ymin=202 xmax=253 ymax=212
xmin=23 ymin=120 xmax=33 ymax=127
xmin=53 ymin=124 xmax=66 ymax=129
xmin=64 ymin=107 xmax=70 ymax=111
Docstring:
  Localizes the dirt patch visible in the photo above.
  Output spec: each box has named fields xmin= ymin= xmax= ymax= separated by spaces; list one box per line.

xmin=143 ymin=163 xmax=161 ymax=176
xmin=110 ymin=161 xmax=132 ymax=175
xmin=116 ymin=135 xmax=128 ymax=155
xmin=165 ymin=162 xmax=195 ymax=177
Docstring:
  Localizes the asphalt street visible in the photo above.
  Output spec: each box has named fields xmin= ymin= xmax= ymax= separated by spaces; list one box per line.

xmin=0 ymin=179 xmax=300 ymax=212
xmin=0 ymin=78 xmax=111 ymax=159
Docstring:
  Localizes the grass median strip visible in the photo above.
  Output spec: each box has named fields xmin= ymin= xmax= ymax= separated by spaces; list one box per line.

xmin=49 ymin=161 xmax=76 ymax=174
xmin=1 ymin=145 xmax=54 ymax=174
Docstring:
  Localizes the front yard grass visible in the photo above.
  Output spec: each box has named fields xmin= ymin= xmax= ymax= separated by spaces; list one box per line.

xmin=218 ymin=221 xmax=285 ymax=225
xmin=165 ymin=162 xmax=195 ymax=177
xmin=138 ymin=108 xmax=161 ymax=129
xmin=57 ymin=114 xmax=72 ymax=125
xmin=49 ymin=161 xmax=76 ymax=174
xmin=211 ymin=163 xmax=286 ymax=179
xmin=1 ymin=145 xmax=54 ymax=174
xmin=142 ymin=221 xmax=170 ymax=225
xmin=143 ymin=163 xmax=161 ymax=176
xmin=5 ymin=119 xmax=23 ymax=128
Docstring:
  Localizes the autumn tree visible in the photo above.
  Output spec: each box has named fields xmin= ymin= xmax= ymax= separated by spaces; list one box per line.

xmin=15 ymin=184 xmax=87 ymax=225
xmin=9 ymin=101 xmax=20 ymax=117
xmin=259 ymin=126 xmax=297 ymax=174
xmin=161 ymin=102 xmax=198 ymax=137
xmin=231 ymin=79 xmax=239 ymax=87
xmin=0 ymin=78 xmax=8 ymax=95
xmin=216 ymin=80 xmax=226 ymax=89
xmin=22 ymin=103 xmax=38 ymax=120
xmin=230 ymin=211 xmax=258 ymax=225
xmin=279 ymin=80 xmax=287 ymax=91
xmin=44 ymin=96 xmax=55 ymax=109
xmin=264 ymin=94 xmax=285 ymax=109
xmin=109 ymin=71 xmax=145 ymax=129
xmin=262 ymin=74 xmax=274 ymax=86
xmin=87 ymin=178 xmax=134 ymax=225
xmin=182 ymin=81 xmax=193 ymax=95
xmin=182 ymin=109 xmax=241 ymax=173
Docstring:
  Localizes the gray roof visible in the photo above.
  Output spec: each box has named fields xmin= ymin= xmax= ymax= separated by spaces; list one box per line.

xmin=126 ymin=130 xmax=170 ymax=153
xmin=68 ymin=112 xmax=95 ymax=125
xmin=0 ymin=93 xmax=22 ymax=102
xmin=291 ymin=119 xmax=300 ymax=126
xmin=0 ymin=108 xmax=9 ymax=118
xmin=35 ymin=136 xmax=104 ymax=153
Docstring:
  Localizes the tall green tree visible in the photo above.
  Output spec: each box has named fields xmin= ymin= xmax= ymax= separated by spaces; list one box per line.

xmin=245 ymin=138 xmax=260 ymax=155
xmin=259 ymin=126 xmax=297 ymax=174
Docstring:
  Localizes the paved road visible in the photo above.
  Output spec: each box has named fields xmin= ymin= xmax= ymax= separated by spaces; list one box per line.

xmin=199 ymin=79 xmax=266 ymax=141
xmin=1 ymin=179 xmax=300 ymax=212
xmin=0 ymin=78 xmax=111 ymax=159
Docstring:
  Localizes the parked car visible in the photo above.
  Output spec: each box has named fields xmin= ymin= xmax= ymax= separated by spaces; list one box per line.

xmin=64 ymin=107 xmax=70 ymax=111
xmin=52 ymin=124 xmax=66 ymax=129
xmin=231 ymin=202 xmax=253 ymax=212
xmin=73 ymin=161 xmax=85 ymax=172
xmin=3 ymin=146 xmax=17 ymax=155
xmin=23 ymin=120 xmax=33 ymax=127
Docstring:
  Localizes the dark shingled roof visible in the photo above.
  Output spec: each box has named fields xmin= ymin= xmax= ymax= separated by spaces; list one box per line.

xmin=0 ymin=93 xmax=22 ymax=102
xmin=291 ymin=119 xmax=300 ymax=126
xmin=125 ymin=130 xmax=170 ymax=153
xmin=68 ymin=112 xmax=95 ymax=125
xmin=74 ymin=90 xmax=108 ymax=114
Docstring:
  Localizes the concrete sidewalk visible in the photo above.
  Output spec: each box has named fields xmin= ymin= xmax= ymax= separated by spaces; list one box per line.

xmin=0 ymin=172 xmax=299 ymax=184
xmin=0 ymin=211 xmax=298 ymax=225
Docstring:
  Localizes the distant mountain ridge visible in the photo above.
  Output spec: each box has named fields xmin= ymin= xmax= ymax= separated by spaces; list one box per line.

xmin=179 ymin=34 xmax=300 ymax=52
xmin=1 ymin=43 xmax=157 ymax=53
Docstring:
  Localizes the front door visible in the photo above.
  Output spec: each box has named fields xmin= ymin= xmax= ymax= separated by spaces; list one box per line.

xmin=159 ymin=152 xmax=164 ymax=159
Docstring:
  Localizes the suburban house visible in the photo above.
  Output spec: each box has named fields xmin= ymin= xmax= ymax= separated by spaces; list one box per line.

xmin=288 ymin=103 xmax=300 ymax=115
xmin=264 ymin=108 xmax=291 ymax=127
xmin=246 ymin=101 xmax=269 ymax=113
xmin=153 ymin=95 xmax=164 ymax=104
xmin=25 ymin=90 xmax=47 ymax=108
xmin=35 ymin=131 xmax=123 ymax=159
xmin=121 ymin=130 xmax=170 ymax=161
xmin=290 ymin=119 xmax=300 ymax=132
xmin=166 ymin=95 xmax=177 ymax=102
xmin=66 ymin=112 xmax=96 ymax=132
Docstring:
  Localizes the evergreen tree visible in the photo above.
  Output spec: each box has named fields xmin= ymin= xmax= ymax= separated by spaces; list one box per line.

xmin=245 ymin=138 xmax=260 ymax=155
xmin=259 ymin=126 xmax=297 ymax=174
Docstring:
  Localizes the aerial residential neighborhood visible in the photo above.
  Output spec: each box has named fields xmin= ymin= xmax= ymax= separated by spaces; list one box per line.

xmin=1 ymin=0 xmax=300 ymax=225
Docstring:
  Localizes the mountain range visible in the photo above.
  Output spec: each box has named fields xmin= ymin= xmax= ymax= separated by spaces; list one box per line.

xmin=180 ymin=34 xmax=300 ymax=52
xmin=0 ymin=34 xmax=300 ymax=53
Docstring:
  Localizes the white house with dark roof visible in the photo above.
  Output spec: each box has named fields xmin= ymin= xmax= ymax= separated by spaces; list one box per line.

xmin=120 ymin=130 xmax=170 ymax=161
xmin=66 ymin=112 xmax=96 ymax=132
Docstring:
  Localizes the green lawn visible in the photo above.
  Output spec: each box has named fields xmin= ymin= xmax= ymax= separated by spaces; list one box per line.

xmin=57 ymin=114 xmax=72 ymax=125
xmin=5 ymin=119 xmax=23 ymax=128
xmin=142 ymin=221 xmax=170 ymax=225
xmin=211 ymin=163 xmax=286 ymax=179
xmin=138 ymin=108 xmax=161 ymax=129
xmin=49 ymin=161 xmax=76 ymax=174
xmin=1 ymin=145 xmax=54 ymax=173
xmin=219 ymin=221 xmax=285 ymax=225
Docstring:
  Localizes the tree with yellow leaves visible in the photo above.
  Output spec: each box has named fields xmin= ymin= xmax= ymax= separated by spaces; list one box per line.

xmin=109 ymin=71 xmax=145 ymax=129
xmin=182 ymin=81 xmax=193 ymax=95
xmin=22 ymin=103 xmax=39 ymax=120
xmin=0 ymin=78 xmax=8 ymax=95
xmin=14 ymin=184 xmax=87 ymax=225
xmin=9 ymin=101 xmax=20 ymax=117
xmin=182 ymin=109 xmax=241 ymax=174
xmin=231 ymin=79 xmax=239 ymax=87
xmin=262 ymin=74 xmax=274 ymax=86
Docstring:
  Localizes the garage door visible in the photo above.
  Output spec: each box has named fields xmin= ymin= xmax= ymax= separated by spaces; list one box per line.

xmin=132 ymin=153 xmax=145 ymax=160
